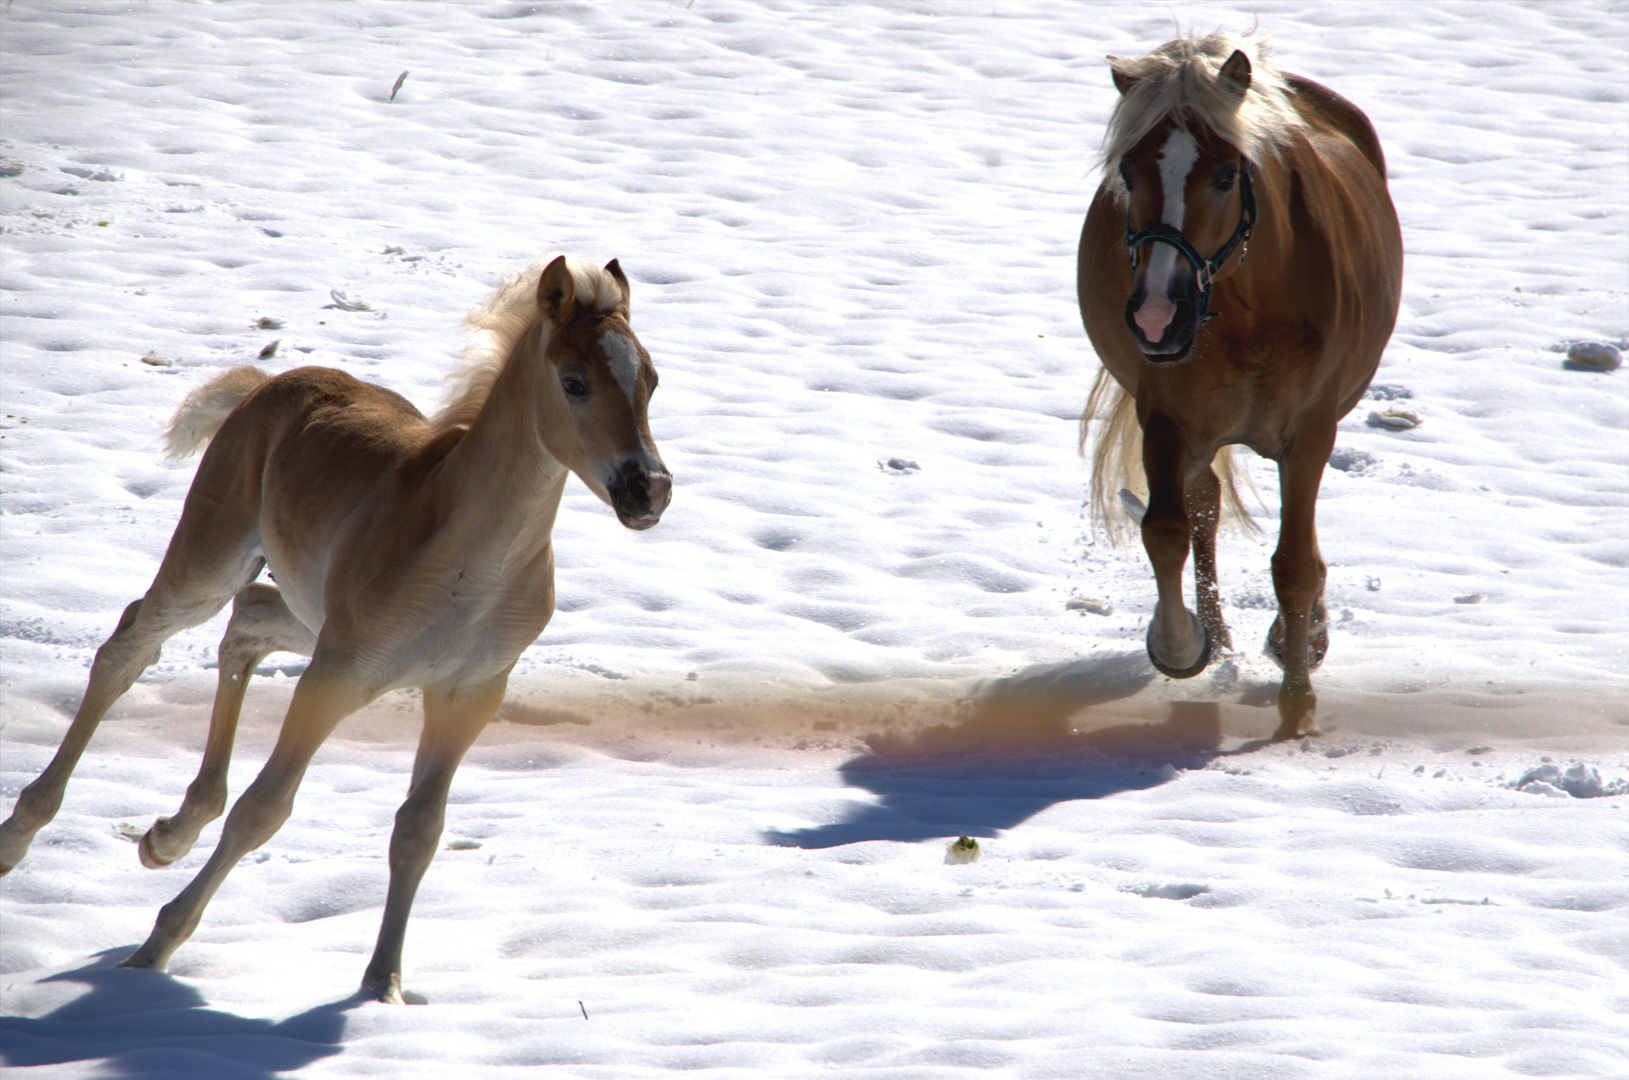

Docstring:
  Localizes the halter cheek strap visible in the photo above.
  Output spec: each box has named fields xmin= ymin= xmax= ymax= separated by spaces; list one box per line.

xmin=1125 ymin=158 xmax=1257 ymax=325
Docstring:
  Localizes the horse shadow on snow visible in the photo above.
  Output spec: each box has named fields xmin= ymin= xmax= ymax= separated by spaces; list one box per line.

xmin=767 ymin=651 xmax=1263 ymax=849
xmin=0 ymin=949 xmax=351 ymax=1079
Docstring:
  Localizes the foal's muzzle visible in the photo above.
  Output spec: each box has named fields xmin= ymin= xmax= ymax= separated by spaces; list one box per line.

xmin=608 ymin=459 xmax=671 ymax=531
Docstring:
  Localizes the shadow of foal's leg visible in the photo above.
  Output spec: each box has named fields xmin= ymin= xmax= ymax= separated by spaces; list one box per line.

xmin=140 ymin=584 xmax=317 ymax=869
xmin=362 ymin=677 xmax=507 ymax=1005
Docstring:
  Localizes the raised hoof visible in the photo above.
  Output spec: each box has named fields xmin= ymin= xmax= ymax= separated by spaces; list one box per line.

xmin=1265 ymin=606 xmax=1330 ymax=672
xmin=138 ymin=827 xmax=178 ymax=870
xmin=1148 ymin=611 xmax=1211 ymax=680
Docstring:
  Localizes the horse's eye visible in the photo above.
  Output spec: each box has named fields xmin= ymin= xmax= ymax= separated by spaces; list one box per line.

xmin=1213 ymin=164 xmax=1239 ymax=191
xmin=561 ymin=375 xmax=588 ymax=398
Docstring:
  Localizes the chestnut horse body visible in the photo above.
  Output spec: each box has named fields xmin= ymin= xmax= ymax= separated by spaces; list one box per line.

xmin=0 ymin=254 xmax=671 ymax=1001
xmin=1077 ymin=35 xmax=1402 ymax=737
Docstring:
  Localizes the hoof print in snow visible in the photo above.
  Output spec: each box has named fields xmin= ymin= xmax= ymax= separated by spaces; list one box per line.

xmin=0 ymin=163 xmax=24 ymax=178
xmin=1066 ymin=595 xmax=1113 ymax=615
xmin=1133 ymin=883 xmax=1209 ymax=900
xmin=1453 ymin=593 xmax=1484 ymax=604
xmin=945 ymin=836 xmax=980 ymax=864
xmin=1512 ymin=762 xmax=1628 ymax=799
xmin=1368 ymin=383 xmax=1412 ymax=401
xmin=1564 ymin=342 xmax=1621 ymax=371
xmin=1366 ymin=409 xmax=1420 ymax=430
xmin=254 ymin=317 xmax=284 ymax=330
xmin=880 ymin=457 xmax=920 ymax=472
xmin=140 ymin=353 xmax=172 ymax=367
xmin=1329 ymin=447 xmax=1378 ymax=473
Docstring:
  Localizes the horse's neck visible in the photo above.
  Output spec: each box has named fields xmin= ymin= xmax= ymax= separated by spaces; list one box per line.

xmin=429 ymin=323 xmax=569 ymax=566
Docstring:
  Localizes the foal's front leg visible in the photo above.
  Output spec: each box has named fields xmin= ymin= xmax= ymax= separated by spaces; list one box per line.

xmin=141 ymin=584 xmax=317 ymax=869
xmin=121 ymin=661 xmax=365 ymax=972
xmin=362 ymin=676 xmax=507 ymax=1005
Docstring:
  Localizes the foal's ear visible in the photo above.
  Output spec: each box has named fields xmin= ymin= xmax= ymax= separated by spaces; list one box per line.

xmin=603 ymin=258 xmax=631 ymax=318
xmin=1107 ymin=55 xmax=1137 ymax=95
xmin=1219 ymin=49 xmax=1252 ymax=96
xmin=537 ymin=255 xmax=576 ymax=322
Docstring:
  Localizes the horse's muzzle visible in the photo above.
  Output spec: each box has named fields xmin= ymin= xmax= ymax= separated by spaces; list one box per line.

xmin=609 ymin=459 xmax=671 ymax=531
xmin=1125 ymin=284 xmax=1199 ymax=363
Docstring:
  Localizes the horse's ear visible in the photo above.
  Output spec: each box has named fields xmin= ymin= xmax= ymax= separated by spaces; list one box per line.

xmin=603 ymin=258 xmax=631 ymax=317
xmin=537 ymin=255 xmax=575 ymax=322
xmin=1219 ymin=49 xmax=1252 ymax=96
xmin=1107 ymin=56 xmax=1137 ymax=95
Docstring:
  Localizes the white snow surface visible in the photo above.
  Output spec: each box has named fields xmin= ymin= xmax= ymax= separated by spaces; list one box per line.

xmin=2 ymin=2 xmax=1627 ymax=1077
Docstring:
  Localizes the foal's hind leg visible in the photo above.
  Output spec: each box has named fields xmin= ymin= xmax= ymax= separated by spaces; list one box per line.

xmin=362 ymin=676 xmax=507 ymax=1004
xmin=140 ymin=584 xmax=317 ymax=869
xmin=0 ymin=569 xmax=254 ymax=874
xmin=1187 ymin=464 xmax=1232 ymax=653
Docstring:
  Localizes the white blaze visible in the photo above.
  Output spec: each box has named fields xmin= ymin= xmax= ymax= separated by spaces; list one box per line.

xmin=598 ymin=331 xmax=641 ymax=405
xmin=1147 ymin=128 xmax=1199 ymax=290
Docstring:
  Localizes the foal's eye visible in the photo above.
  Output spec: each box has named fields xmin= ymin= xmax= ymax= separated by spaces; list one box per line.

xmin=561 ymin=375 xmax=588 ymax=398
xmin=1212 ymin=164 xmax=1239 ymax=191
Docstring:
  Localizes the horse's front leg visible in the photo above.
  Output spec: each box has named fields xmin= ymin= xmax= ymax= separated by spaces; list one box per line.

xmin=120 ymin=660 xmax=365 ymax=972
xmin=141 ymin=583 xmax=317 ymax=868
xmin=361 ymin=675 xmax=508 ymax=1005
xmin=1140 ymin=415 xmax=1209 ymax=678
xmin=1268 ymin=427 xmax=1335 ymax=739
xmin=1186 ymin=463 xmax=1232 ymax=653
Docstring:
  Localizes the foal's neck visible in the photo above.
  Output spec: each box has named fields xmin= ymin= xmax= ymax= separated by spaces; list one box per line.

xmin=432 ymin=321 xmax=569 ymax=554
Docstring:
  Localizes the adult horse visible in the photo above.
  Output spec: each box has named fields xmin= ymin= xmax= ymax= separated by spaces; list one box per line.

xmin=0 ymin=254 xmax=671 ymax=1002
xmin=1077 ymin=35 xmax=1402 ymax=738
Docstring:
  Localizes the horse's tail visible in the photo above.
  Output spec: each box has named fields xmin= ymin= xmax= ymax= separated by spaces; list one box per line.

xmin=1079 ymin=367 xmax=1259 ymax=542
xmin=163 ymin=366 xmax=270 ymax=461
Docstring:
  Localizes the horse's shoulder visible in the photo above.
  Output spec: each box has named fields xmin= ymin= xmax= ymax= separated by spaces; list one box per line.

xmin=1283 ymin=72 xmax=1388 ymax=181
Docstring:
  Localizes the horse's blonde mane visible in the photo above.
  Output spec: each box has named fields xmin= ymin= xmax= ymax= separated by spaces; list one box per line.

xmin=433 ymin=253 xmax=625 ymax=429
xmin=1099 ymin=33 xmax=1303 ymax=207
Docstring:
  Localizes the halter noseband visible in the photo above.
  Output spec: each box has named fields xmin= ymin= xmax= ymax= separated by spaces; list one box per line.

xmin=1124 ymin=158 xmax=1257 ymax=326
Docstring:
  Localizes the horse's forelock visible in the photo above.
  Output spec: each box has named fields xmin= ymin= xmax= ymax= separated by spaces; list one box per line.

xmin=433 ymin=254 xmax=625 ymax=429
xmin=1099 ymin=33 xmax=1301 ymax=206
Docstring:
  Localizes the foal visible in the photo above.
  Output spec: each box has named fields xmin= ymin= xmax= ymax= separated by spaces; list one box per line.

xmin=1077 ymin=35 xmax=1403 ymax=738
xmin=0 ymin=254 xmax=671 ymax=1002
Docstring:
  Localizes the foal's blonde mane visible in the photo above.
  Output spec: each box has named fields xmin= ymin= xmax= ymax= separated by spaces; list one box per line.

xmin=433 ymin=253 xmax=626 ymax=429
xmin=1099 ymin=33 xmax=1303 ymax=207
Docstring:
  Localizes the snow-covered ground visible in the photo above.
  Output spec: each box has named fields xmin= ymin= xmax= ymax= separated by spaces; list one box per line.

xmin=1 ymin=2 xmax=1626 ymax=1077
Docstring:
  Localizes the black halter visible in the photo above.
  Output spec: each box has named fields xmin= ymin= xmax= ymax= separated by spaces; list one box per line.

xmin=1124 ymin=158 xmax=1257 ymax=325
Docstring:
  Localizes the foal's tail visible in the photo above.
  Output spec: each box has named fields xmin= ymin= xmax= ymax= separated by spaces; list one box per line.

xmin=163 ymin=366 xmax=270 ymax=461
xmin=1079 ymin=368 xmax=1259 ymax=543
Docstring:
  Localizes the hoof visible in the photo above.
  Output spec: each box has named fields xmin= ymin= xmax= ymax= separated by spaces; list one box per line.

xmin=1148 ymin=611 xmax=1211 ymax=679
xmin=138 ymin=830 xmax=176 ymax=870
xmin=362 ymin=972 xmax=409 ymax=1005
xmin=1265 ymin=604 xmax=1329 ymax=672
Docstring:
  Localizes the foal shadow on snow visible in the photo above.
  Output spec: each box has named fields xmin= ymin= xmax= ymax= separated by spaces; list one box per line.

xmin=0 ymin=950 xmax=351 ymax=1079
xmin=766 ymin=651 xmax=1246 ymax=849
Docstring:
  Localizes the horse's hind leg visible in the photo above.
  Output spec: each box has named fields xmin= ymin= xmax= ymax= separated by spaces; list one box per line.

xmin=1 ymin=450 xmax=269 ymax=875
xmin=362 ymin=676 xmax=507 ymax=1004
xmin=140 ymin=583 xmax=317 ymax=869
xmin=1186 ymin=463 xmax=1232 ymax=653
xmin=0 ymin=573 xmax=246 ymax=874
